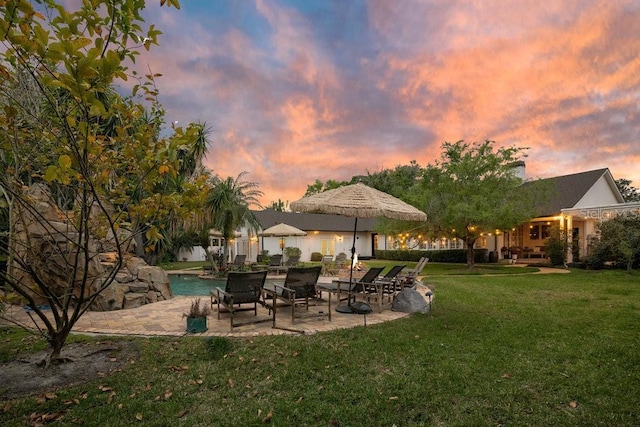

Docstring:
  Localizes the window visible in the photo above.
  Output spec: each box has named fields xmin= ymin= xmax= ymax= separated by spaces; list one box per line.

xmin=529 ymin=225 xmax=540 ymax=240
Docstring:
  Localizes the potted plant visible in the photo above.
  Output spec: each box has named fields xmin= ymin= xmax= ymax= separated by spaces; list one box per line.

xmin=183 ymin=298 xmax=211 ymax=333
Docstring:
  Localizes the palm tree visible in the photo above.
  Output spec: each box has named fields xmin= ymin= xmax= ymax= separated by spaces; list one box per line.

xmin=205 ymin=172 xmax=263 ymax=270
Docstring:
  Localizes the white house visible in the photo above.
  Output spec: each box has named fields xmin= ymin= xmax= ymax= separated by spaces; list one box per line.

xmin=492 ymin=168 xmax=640 ymax=263
xmin=179 ymin=166 xmax=640 ymax=265
xmin=238 ymin=210 xmax=385 ymax=263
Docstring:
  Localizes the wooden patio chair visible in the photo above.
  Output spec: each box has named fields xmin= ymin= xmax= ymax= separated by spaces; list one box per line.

xmin=370 ymin=264 xmax=406 ymax=301
xmin=396 ymin=257 xmax=429 ymax=289
xmin=263 ymin=266 xmax=329 ymax=331
xmin=328 ymin=252 xmax=348 ymax=276
xmin=211 ymin=270 xmax=270 ymax=330
xmin=316 ymin=267 xmax=385 ymax=309
xmin=320 ymin=255 xmax=334 ymax=275
xmin=227 ymin=254 xmax=246 ymax=271
xmin=268 ymin=255 xmax=300 ymax=275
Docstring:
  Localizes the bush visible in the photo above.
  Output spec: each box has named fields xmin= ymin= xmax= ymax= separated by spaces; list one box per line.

xmin=586 ymin=214 xmax=640 ymax=271
xmin=375 ymin=249 xmax=488 ymax=263
xmin=284 ymin=247 xmax=301 ymax=259
xmin=310 ymin=252 xmax=323 ymax=262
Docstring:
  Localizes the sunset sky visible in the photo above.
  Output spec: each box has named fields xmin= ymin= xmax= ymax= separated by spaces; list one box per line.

xmin=135 ymin=0 xmax=640 ymax=206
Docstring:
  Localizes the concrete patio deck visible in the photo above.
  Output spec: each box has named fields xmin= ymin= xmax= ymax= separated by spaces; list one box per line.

xmin=1 ymin=275 xmax=432 ymax=338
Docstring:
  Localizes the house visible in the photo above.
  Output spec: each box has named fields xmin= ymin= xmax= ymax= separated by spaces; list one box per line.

xmin=180 ymin=166 xmax=640 ymax=265
xmin=495 ymin=168 xmax=640 ymax=263
xmin=238 ymin=210 xmax=384 ymax=262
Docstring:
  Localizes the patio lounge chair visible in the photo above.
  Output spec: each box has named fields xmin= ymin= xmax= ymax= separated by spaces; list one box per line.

xmin=227 ymin=254 xmax=246 ymax=271
xmin=370 ymin=264 xmax=406 ymax=301
xmin=211 ymin=270 xmax=271 ymax=331
xmin=320 ymin=255 xmax=334 ymax=275
xmin=263 ymin=266 xmax=329 ymax=331
xmin=396 ymin=257 xmax=429 ymax=288
xmin=268 ymin=255 xmax=300 ymax=275
xmin=328 ymin=252 xmax=348 ymax=276
xmin=316 ymin=267 xmax=385 ymax=309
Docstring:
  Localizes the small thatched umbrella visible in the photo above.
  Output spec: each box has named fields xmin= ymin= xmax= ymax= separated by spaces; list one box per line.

xmin=260 ymin=223 xmax=307 ymax=258
xmin=290 ymin=183 xmax=426 ymax=310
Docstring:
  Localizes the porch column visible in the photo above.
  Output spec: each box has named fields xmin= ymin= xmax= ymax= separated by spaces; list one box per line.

xmin=565 ymin=214 xmax=573 ymax=264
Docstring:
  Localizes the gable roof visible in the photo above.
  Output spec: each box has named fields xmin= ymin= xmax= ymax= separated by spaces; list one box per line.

xmin=526 ymin=168 xmax=622 ymax=216
xmin=252 ymin=210 xmax=377 ymax=233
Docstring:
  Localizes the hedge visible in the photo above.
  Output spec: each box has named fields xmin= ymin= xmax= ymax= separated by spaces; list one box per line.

xmin=375 ymin=249 xmax=489 ymax=263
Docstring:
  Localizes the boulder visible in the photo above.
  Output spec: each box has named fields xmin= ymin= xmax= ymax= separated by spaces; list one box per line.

xmin=138 ymin=266 xmax=172 ymax=300
xmin=392 ymin=288 xmax=430 ymax=314
xmin=146 ymin=291 xmax=158 ymax=303
xmin=126 ymin=256 xmax=148 ymax=276
xmin=123 ymin=292 xmax=147 ymax=309
xmin=115 ymin=272 xmax=134 ymax=283
xmin=127 ymin=281 xmax=149 ymax=293
xmin=92 ymin=282 xmax=129 ymax=311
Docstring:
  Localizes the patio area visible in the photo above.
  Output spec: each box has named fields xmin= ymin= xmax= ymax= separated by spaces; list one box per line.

xmin=1 ymin=275 xmax=432 ymax=337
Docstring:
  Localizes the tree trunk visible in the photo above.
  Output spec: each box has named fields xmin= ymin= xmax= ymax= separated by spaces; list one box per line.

xmin=466 ymin=239 xmax=476 ymax=270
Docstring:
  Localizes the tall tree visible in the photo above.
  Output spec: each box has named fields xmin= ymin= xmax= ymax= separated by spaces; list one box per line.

xmin=205 ymin=172 xmax=263 ymax=270
xmin=0 ymin=0 xmax=185 ymax=365
xmin=411 ymin=140 xmax=542 ymax=269
xmin=615 ymin=179 xmax=640 ymax=202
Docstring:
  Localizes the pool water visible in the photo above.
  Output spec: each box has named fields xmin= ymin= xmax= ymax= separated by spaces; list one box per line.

xmin=169 ymin=274 xmax=225 ymax=296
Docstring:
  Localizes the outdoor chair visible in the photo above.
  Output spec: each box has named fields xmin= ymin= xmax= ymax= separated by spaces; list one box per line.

xmin=370 ymin=264 xmax=406 ymax=301
xmin=227 ymin=254 xmax=246 ymax=271
xmin=316 ymin=267 xmax=385 ymax=310
xmin=268 ymin=255 xmax=300 ymax=275
xmin=320 ymin=255 xmax=334 ymax=275
xmin=328 ymin=252 xmax=348 ymax=276
xmin=263 ymin=266 xmax=329 ymax=331
xmin=211 ymin=270 xmax=271 ymax=331
xmin=396 ymin=257 xmax=429 ymax=289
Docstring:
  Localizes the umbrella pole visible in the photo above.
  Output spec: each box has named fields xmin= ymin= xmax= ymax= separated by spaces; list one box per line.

xmin=348 ymin=217 xmax=357 ymax=307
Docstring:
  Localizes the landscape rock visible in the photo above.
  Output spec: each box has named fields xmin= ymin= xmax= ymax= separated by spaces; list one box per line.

xmin=392 ymin=288 xmax=430 ymax=314
xmin=123 ymin=292 xmax=147 ymax=309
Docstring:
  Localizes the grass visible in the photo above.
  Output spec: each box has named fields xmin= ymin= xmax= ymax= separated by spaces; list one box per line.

xmin=2 ymin=269 xmax=639 ymax=425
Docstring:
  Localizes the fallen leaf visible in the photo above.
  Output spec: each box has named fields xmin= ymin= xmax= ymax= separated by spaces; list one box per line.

xmin=569 ymin=401 xmax=578 ymax=408
xmin=164 ymin=391 xmax=173 ymax=400
xmin=257 ymin=409 xmax=262 ymax=416
xmin=62 ymin=399 xmax=80 ymax=405
xmin=262 ymin=410 xmax=273 ymax=423
xmin=99 ymin=385 xmax=113 ymax=392
xmin=135 ymin=412 xmax=143 ymax=420
xmin=109 ymin=357 xmax=117 ymax=362
xmin=502 ymin=373 xmax=511 ymax=379
xmin=228 ymin=378 xmax=235 ymax=388
xmin=178 ymin=409 xmax=189 ymax=418
xmin=107 ymin=391 xmax=116 ymax=403
xmin=389 ymin=396 xmax=399 ymax=400
xmin=293 ymin=351 xmax=299 ymax=357
xmin=44 ymin=392 xmax=57 ymax=400
xmin=296 ymin=396 xmax=303 ymax=403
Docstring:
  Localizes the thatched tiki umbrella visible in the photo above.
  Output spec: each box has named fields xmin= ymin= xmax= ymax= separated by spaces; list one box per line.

xmin=290 ymin=183 xmax=427 ymax=307
xmin=260 ymin=223 xmax=307 ymax=258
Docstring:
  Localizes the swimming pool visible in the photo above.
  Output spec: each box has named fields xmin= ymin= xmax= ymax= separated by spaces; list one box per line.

xmin=169 ymin=274 xmax=225 ymax=296
xmin=169 ymin=274 xmax=281 ymax=296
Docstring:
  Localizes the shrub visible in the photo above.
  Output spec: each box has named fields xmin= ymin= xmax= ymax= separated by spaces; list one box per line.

xmin=284 ymin=247 xmax=301 ymax=259
xmin=375 ymin=249 xmax=488 ymax=263
xmin=310 ymin=252 xmax=323 ymax=262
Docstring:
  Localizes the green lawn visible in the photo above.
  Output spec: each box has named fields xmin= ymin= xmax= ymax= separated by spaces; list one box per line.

xmin=2 ymin=269 xmax=639 ymax=426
